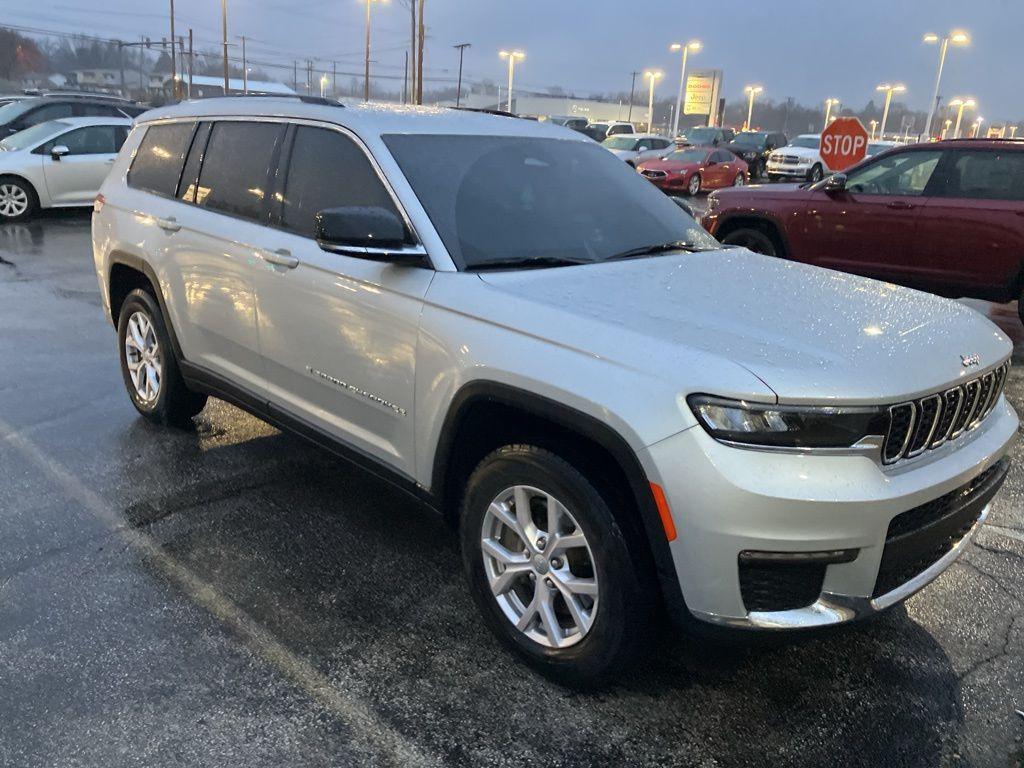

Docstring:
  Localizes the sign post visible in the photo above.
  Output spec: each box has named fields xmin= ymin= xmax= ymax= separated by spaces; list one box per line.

xmin=683 ymin=69 xmax=723 ymax=127
xmin=820 ymin=117 xmax=869 ymax=172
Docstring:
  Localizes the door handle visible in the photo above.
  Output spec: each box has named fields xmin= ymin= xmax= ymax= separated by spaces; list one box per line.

xmin=886 ymin=200 xmax=914 ymax=210
xmin=104 ymin=158 xmax=116 ymax=164
xmin=260 ymin=248 xmax=299 ymax=269
xmin=155 ymin=216 xmax=180 ymax=232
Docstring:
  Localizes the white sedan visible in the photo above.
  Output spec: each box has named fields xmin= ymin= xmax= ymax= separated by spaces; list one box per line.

xmin=0 ymin=116 xmax=131 ymax=222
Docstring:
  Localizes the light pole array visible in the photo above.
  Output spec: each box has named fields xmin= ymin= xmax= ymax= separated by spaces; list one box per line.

xmin=743 ymin=85 xmax=763 ymax=131
xmin=500 ymin=49 xmax=525 ymax=113
xmin=823 ymin=97 xmax=840 ymax=128
xmin=669 ymin=40 xmax=700 ymax=138
xmin=876 ymin=83 xmax=905 ymax=139
xmin=949 ymin=97 xmax=975 ymax=138
xmin=644 ymin=70 xmax=663 ymax=132
xmin=922 ymin=29 xmax=969 ymax=138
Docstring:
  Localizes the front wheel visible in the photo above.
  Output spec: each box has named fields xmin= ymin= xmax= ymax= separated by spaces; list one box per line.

xmin=733 ymin=173 xmax=746 ymax=187
xmin=0 ymin=176 xmax=38 ymax=222
xmin=460 ymin=445 xmax=650 ymax=685
xmin=808 ymin=164 xmax=824 ymax=183
xmin=721 ymin=227 xmax=779 ymax=257
xmin=118 ymin=288 xmax=208 ymax=428
xmin=687 ymin=173 xmax=702 ymax=196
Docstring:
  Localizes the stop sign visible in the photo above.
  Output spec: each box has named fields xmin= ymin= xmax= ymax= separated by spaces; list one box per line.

xmin=820 ymin=117 xmax=869 ymax=172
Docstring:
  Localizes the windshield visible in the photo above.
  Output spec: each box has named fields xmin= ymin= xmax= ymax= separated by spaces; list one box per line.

xmin=602 ymin=136 xmax=639 ymax=150
xmin=384 ymin=134 xmax=718 ymax=270
xmin=731 ymin=132 xmax=767 ymax=147
xmin=790 ymin=136 xmax=820 ymax=149
xmin=683 ymin=127 xmax=719 ymax=144
xmin=866 ymin=142 xmax=894 ymax=156
xmin=0 ymin=98 xmax=35 ymax=125
xmin=664 ymin=148 xmax=708 ymax=163
xmin=0 ymin=120 xmax=69 ymax=151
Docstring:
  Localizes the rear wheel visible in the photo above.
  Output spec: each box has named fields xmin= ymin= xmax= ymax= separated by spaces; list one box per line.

xmin=733 ymin=173 xmax=745 ymax=187
xmin=0 ymin=176 xmax=38 ymax=222
xmin=117 ymin=288 xmax=207 ymax=428
xmin=808 ymin=164 xmax=824 ymax=183
xmin=687 ymin=173 xmax=702 ymax=196
xmin=460 ymin=445 xmax=650 ymax=685
xmin=721 ymin=226 xmax=779 ymax=257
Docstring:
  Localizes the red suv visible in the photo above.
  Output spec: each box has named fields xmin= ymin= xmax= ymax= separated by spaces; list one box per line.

xmin=702 ymin=139 xmax=1024 ymax=322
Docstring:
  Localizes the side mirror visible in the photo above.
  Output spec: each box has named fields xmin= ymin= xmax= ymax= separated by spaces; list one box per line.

xmin=823 ymin=173 xmax=847 ymax=194
xmin=314 ymin=206 xmax=427 ymax=266
xmin=50 ymin=145 xmax=70 ymax=161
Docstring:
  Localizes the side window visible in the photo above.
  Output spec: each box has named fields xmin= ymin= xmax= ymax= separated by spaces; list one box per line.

xmin=177 ymin=122 xmax=212 ymax=203
xmin=46 ymin=125 xmax=121 ymax=155
xmin=127 ymin=122 xmax=194 ymax=197
xmin=712 ymin=150 xmax=729 ymax=163
xmin=77 ymin=103 xmax=121 ymax=117
xmin=22 ymin=103 xmax=74 ymax=127
xmin=938 ymin=151 xmax=1024 ymax=201
xmin=195 ymin=121 xmax=284 ymax=220
xmin=845 ymin=150 xmax=942 ymax=197
xmin=280 ymin=125 xmax=401 ymax=239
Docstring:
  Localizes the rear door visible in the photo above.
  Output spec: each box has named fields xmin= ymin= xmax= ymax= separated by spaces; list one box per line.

xmin=39 ymin=124 xmax=127 ymax=205
xmin=798 ymin=148 xmax=942 ymax=281
xmin=252 ymin=123 xmax=433 ymax=477
xmin=915 ymin=149 xmax=1024 ymax=300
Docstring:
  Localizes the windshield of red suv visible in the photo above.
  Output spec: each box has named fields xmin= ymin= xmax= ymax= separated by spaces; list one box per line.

xmin=384 ymin=134 xmax=719 ymax=270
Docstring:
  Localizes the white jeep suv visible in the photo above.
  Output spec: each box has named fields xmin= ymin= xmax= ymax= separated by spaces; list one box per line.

xmin=92 ymin=97 xmax=1017 ymax=683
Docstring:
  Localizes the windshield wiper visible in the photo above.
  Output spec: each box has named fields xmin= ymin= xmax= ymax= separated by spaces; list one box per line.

xmin=467 ymin=255 xmax=593 ymax=271
xmin=605 ymin=241 xmax=711 ymax=262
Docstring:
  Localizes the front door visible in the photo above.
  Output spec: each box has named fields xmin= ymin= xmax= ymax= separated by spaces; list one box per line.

xmin=41 ymin=124 xmax=127 ymax=205
xmin=254 ymin=124 xmax=433 ymax=478
xmin=798 ymin=148 xmax=942 ymax=283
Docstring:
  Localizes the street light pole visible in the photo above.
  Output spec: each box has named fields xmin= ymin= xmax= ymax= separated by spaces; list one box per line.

xmin=240 ymin=35 xmax=247 ymax=93
xmin=364 ymin=0 xmax=375 ymax=101
xmin=923 ymin=30 xmax=969 ymax=139
xmin=627 ymin=71 xmax=639 ymax=122
xmin=499 ymin=50 xmax=524 ymax=113
xmin=869 ymin=119 xmax=878 ymax=140
xmin=169 ymin=0 xmax=177 ymax=98
xmin=221 ymin=0 xmax=229 ymax=94
xmin=743 ymin=85 xmax=763 ymax=131
xmin=823 ymin=98 xmax=839 ymax=128
xmin=644 ymin=70 xmax=662 ymax=133
xmin=453 ymin=42 xmax=470 ymax=107
xmin=949 ymin=98 xmax=975 ymax=138
xmin=669 ymin=40 xmax=700 ymax=138
xmin=876 ymin=83 xmax=905 ymax=139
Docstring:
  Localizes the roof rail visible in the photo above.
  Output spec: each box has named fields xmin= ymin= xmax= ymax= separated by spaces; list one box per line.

xmin=450 ymin=106 xmax=520 ymax=119
xmin=207 ymin=93 xmax=344 ymax=107
xmin=30 ymin=90 xmax=137 ymax=103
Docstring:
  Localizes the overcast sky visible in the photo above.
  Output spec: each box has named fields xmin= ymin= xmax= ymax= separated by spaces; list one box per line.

xmin=8 ymin=0 xmax=1023 ymax=121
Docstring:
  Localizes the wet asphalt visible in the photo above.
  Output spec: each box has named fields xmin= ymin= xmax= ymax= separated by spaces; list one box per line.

xmin=1 ymin=209 xmax=1023 ymax=768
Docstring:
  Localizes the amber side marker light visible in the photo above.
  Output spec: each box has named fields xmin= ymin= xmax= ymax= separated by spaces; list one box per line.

xmin=650 ymin=482 xmax=677 ymax=542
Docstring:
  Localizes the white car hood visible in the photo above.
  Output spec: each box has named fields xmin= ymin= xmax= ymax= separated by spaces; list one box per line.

xmin=606 ymin=148 xmax=634 ymax=159
xmin=775 ymin=146 xmax=819 ymax=160
xmin=476 ymin=249 xmax=1011 ymax=405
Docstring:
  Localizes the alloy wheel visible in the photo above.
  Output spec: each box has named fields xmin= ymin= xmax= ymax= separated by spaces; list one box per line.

xmin=734 ymin=174 xmax=745 ymax=186
xmin=0 ymin=183 xmax=28 ymax=219
xmin=688 ymin=175 xmax=701 ymax=195
xmin=480 ymin=485 xmax=599 ymax=649
xmin=124 ymin=310 xmax=163 ymax=403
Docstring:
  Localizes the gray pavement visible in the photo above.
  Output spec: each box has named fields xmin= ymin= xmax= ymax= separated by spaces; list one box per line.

xmin=1 ymin=210 xmax=1023 ymax=767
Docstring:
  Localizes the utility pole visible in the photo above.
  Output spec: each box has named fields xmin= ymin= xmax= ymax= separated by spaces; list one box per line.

xmin=169 ymin=0 xmax=177 ymax=98
xmin=187 ymin=29 xmax=193 ymax=98
xmin=221 ymin=0 xmax=229 ymax=94
xmin=332 ymin=60 xmax=337 ymax=98
xmin=117 ymin=41 xmax=125 ymax=98
xmin=307 ymin=60 xmax=313 ymax=95
xmin=178 ymin=37 xmax=186 ymax=98
xmin=626 ymin=71 xmax=639 ymax=122
xmin=139 ymin=36 xmax=145 ymax=99
xmin=416 ymin=0 xmax=425 ymax=104
xmin=402 ymin=51 xmax=408 ymax=104
xmin=409 ymin=0 xmax=417 ymax=104
xmin=293 ymin=61 xmax=298 ymax=92
xmin=364 ymin=0 xmax=373 ymax=101
xmin=240 ymin=36 xmax=247 ymax=93
xmin=453 ymin=42 xmax=470 ymax=107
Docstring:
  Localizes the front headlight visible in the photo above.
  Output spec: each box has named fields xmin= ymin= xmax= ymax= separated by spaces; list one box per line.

xmin=687 ymin=395 xmax=888 ymax=449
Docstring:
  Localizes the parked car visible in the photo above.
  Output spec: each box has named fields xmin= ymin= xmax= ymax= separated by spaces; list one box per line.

xmin=637 ymin=146 xmax=748 ymax=195
xmin=704 ymin=138 xmax=1024 ymax=321
xmin=765 ymin=134 xmax=828 ymax=182
xmin=0 ymin=95 xmax=146 ymax=137
xmin=585 ymin=120 xmax=634 ymax=142
xmin=601 ymin=133 xmax=674 ymax=165
xmin=545 ymin=115 xmax=589 ymax=132
xmin=0 ymin=117 xmax=131 ymax=221
xmin=726 ymin=130 xmax=787 ymax=178
xmin=867 ymin=139 xmax=900 ymax=156
xmin=93 ymin=99 xmax=1016 ymax=682
xmin=678 ymin=126 xmax=735 ymax=147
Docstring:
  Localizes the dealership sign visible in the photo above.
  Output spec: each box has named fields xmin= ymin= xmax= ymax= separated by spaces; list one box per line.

xmin=820 ymin=117 xmax=869 ymax=171
xmin=684 ymin=69 xmax=723 ymax=121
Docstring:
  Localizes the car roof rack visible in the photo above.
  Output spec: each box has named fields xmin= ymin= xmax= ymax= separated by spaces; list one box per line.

xmin=210 ymin=93 xmax=345 ymax=107
xmin=450 ymin=106 xmax=520 ymax=119
xmin=28 ymin=90 xmax=137 ymax=103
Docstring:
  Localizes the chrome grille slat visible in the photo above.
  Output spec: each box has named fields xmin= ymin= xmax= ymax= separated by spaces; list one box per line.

xmin=881 ymin=362 xmax=1010 ymax=466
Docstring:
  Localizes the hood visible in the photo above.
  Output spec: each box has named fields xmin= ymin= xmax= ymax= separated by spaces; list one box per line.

xmin=476 ymin=250 xmax=1011 ymax=405
xmin=710 ymin=182 xmax=809 ymax=203
xmin=606 ymin=148 xmax=634 ymax=159
xmin=638 ymin=158 xmax=699 ymax=173
xmin=773 ymin=146 xmax=819 ymax=159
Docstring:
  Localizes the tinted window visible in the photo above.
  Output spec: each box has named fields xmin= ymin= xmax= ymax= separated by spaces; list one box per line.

xmin=77 ymin=103 xmax=122 ymax=117
xmin=938 ymin=150 xmax=1024 ymax=201
xmin=43 ymin=125 xmax=123 ymax=155
xmin=127 ymin=122 xmax=194 ymax=196
xmin=177 ymin=122 xmax=212 ymax=203
xmin=383 ymin=134 xmax=717 ymax=270
xmin=846 ymin=150 xmax=942 ymax=196
xmin=712 ymin=150 xmax=731 ymax=162
xmin=195 ymin=121 xmax=283 ymax=220
xmin=23 ymin=103 xmax=74 ymax=127
xmin=280 ymin=126 xmax=399 ymax=238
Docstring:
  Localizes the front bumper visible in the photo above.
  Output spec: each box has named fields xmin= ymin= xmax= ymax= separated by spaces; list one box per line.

xmin=766 ymin=162 xmax=812 ymax=178
xmin=642 ymin=397 xmax=1018 ymax=629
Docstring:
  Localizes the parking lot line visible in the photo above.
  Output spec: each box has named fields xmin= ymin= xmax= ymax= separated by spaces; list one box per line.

xmin=0 ymin=415 xmax=443 ymax=768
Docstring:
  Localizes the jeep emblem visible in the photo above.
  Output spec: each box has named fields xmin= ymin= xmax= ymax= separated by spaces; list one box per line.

xmin=961 ymin=354 xmax=981 ymax=368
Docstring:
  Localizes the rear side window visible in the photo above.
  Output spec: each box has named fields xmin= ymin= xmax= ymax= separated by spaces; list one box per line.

xmin=177 ymin=122 xmax=212 ymax=203
xmin=77 ymin=103 xmax=121 ymax=117
xmin=938 ymin=151 xmax=1024 ymax=201
xmin=23 ymin=103 xmax=73 ymax=127
xmin=195 ymin=121 xmax=283 ymax=221
xmin=128 ymin=122 xmax=194 ymax=197
xmin=280 ymin=126 xmax=400 ymax=238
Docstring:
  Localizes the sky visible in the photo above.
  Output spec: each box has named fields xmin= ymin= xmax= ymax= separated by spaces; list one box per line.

xmin=5 ymin=0 xmax=1023 ymax=121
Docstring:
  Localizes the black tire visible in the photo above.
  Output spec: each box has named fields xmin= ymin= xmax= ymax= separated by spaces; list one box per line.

xmin=808 ymin=164 xmax=824 ymax=183
xmin=768 ymin=173 xmax=782 ymax=182
xmin=117 ymin=288 xmax=207 ymax=428
xmin=686 ymin=173 xmax=702 ymax=196
xmin=460 ymin=445 xmax=651 ymax=686
xmin=721 ymin=226 xmax=779 ymax=257
xmin=733 ymin=173 xmax=745 ymax=187
xmin=0 ymin=175 xmax=39 ymax=222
